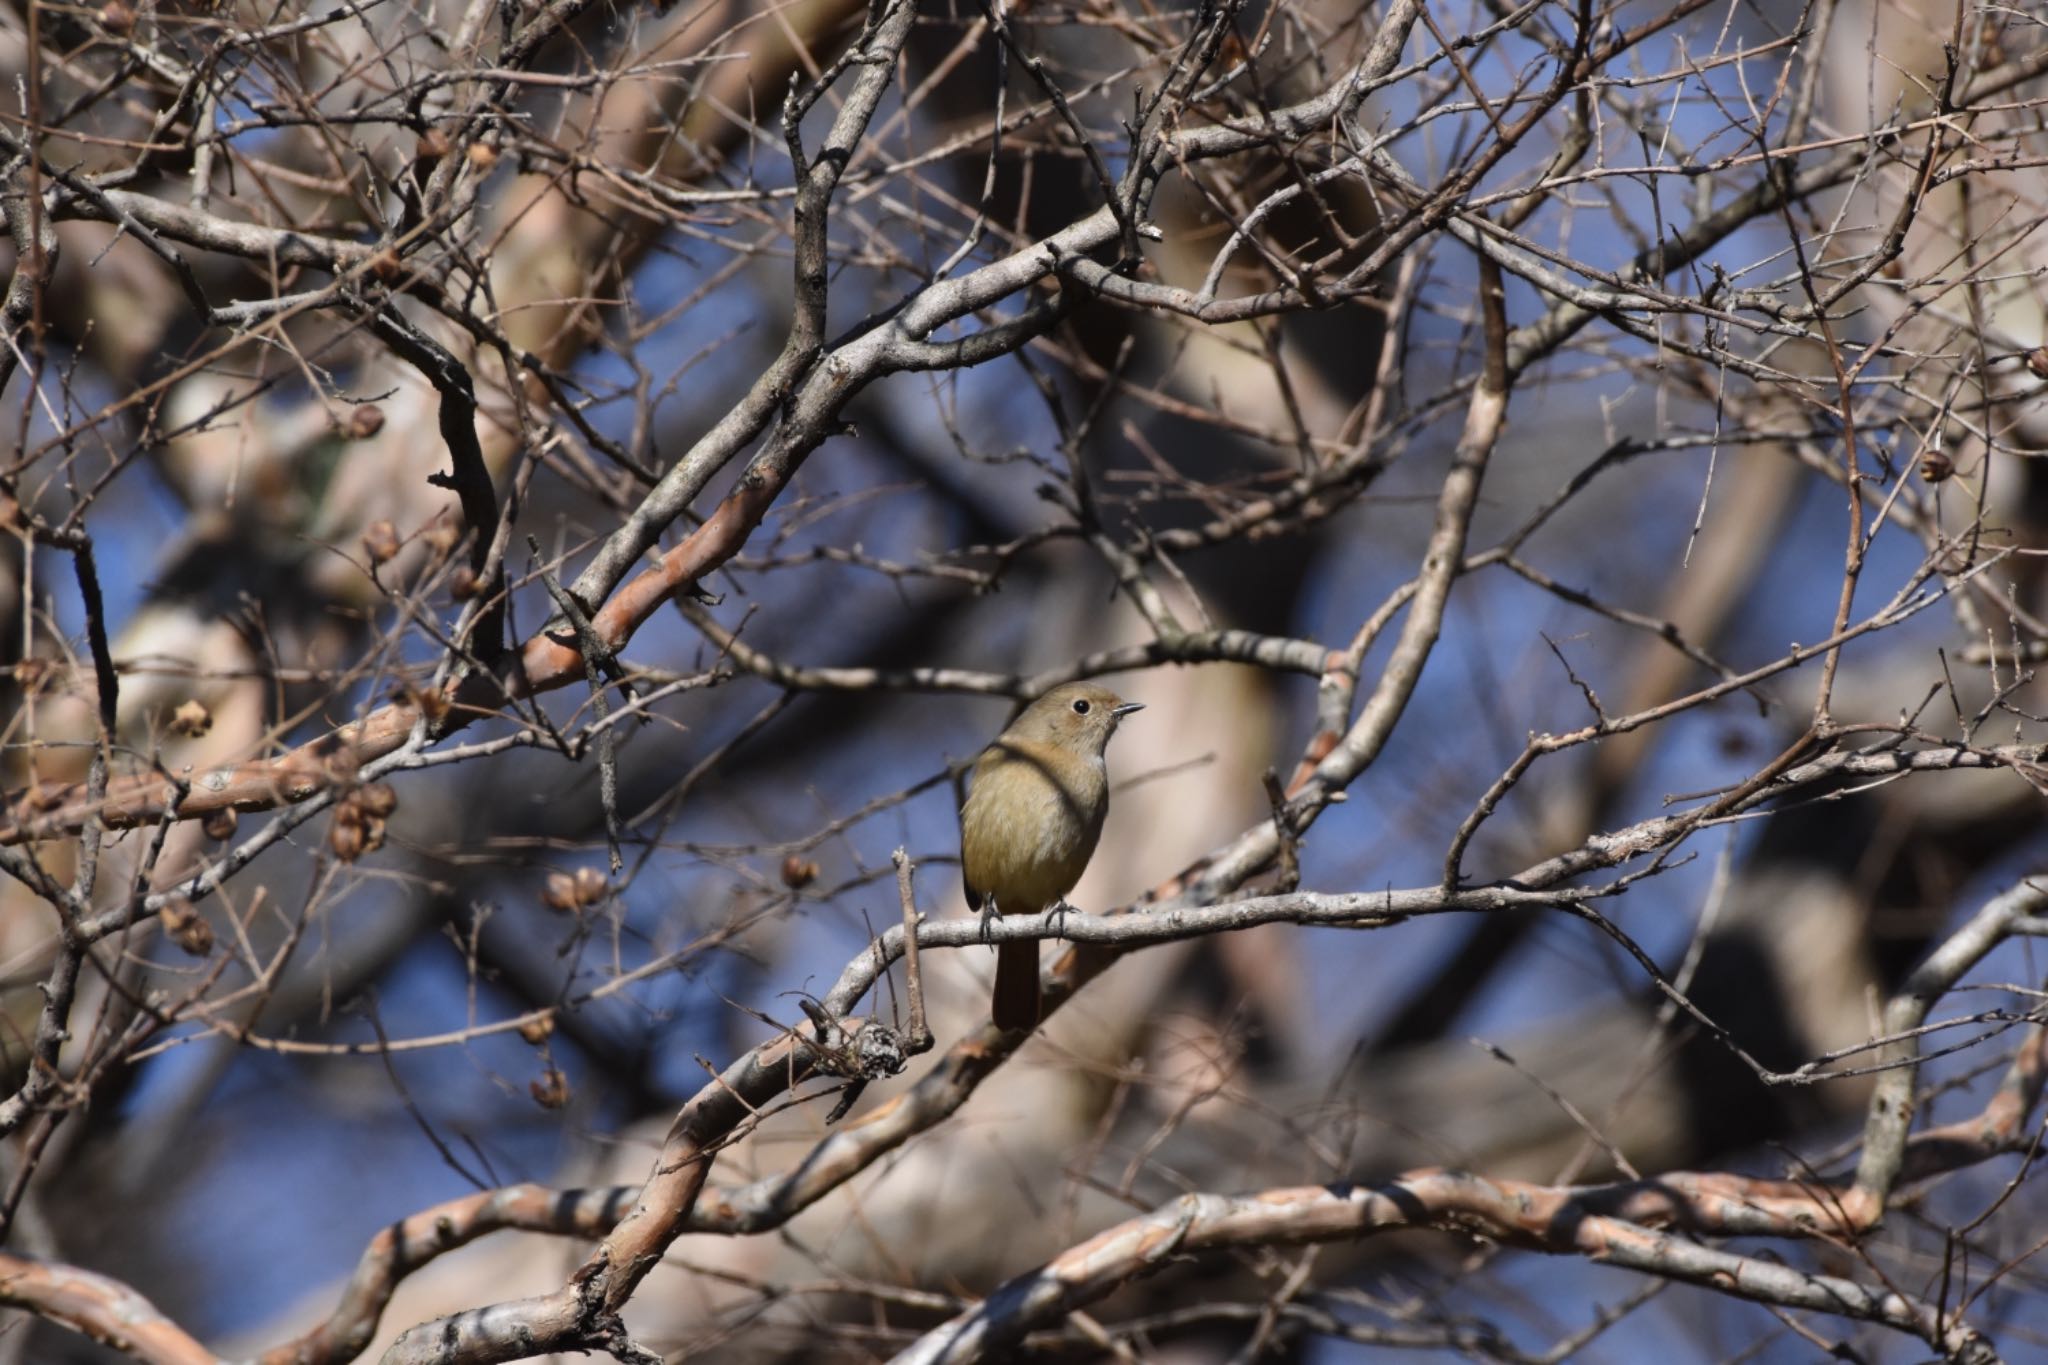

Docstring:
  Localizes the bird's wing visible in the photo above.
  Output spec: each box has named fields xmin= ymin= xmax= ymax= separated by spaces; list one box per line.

xmin=960 ymin=744 xmax=996 ymax=910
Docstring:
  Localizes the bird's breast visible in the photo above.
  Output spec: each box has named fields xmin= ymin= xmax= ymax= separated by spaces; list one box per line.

xmin=960 ymin=740 xmax=1109 ymax=912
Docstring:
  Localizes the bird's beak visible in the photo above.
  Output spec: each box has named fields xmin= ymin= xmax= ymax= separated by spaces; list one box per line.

xmin=1113 ymin=702 xmax=1145 ymax=718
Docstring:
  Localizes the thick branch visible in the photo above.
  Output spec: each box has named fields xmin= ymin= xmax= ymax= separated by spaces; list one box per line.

xmin=0 ymin=1252 xmax=219 ymax=1365
xmin=892 ymin=1174 xmax=1999 ymax=1364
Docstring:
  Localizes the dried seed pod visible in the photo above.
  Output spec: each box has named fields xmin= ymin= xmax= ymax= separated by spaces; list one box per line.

xmin=348 ymin=405 xmax=386 ymax=440
xmin=356 ymin=782 xmax=398 ymax=819
xmin=359 ymin=816 xmax=387 ymax=855
xmin=466 ymin=142 xmax=499 ymax=171
xmin=12 ymin=658 xmax=52 ymax=694
xmin=1919 ymin=451 xmax=1954 ymax=483
xmin=571 ymin=866 xmax=609 ymax=906
xmin=329 ymin=809 xmax=367 ymax=862
xmin=529 ymin=1066 xmax=570 ymax=1110
xmin=781 ymin=854 xmax=819 ymax=889
xmin=170 ymin=699 xmax=213 ymax=738
xmin=159 ymin=900 xmax=214 ymax=956
xmin=99 ymin=0 xmax=134 ymax=32
xmin=541 ymin=873 xmax=579 ymax=913
xmin=448 ymin=565 xmax=479 ymax=600
xmin=415 ymin=128 xmax=452 ymax=163
xmin=2026 ymin=348 xmax=2048 ymax=381
xmin=361 ymin=519 xmax=401 ymax=564
xmin=203 ymin=808 xmax=238 ymax=841
xmin=517 ymin=1016 xmax=554 ymax=1045
xmin=367 ymin=249 xmax=402 ymax=283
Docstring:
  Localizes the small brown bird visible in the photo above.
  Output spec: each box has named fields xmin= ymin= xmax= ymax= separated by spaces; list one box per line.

xmin=960 ymin=682 xmax=1142 ymax=1031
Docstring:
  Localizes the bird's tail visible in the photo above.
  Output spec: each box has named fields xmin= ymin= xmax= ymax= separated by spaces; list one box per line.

xmin=992 ymin=941 xmax=1041 ymax=1031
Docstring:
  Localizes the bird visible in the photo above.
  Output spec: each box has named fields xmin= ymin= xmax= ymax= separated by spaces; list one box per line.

xmin=959 ymin=681 xmax=1142 ymax=1031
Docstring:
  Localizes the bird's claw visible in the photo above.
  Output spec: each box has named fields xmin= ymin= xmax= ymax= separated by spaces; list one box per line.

xmin=978 ymin=894 xmax=998 ymax=947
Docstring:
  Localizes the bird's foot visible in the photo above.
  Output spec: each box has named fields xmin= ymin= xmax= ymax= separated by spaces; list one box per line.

xmin=1050 ymin=899 xmax=1074 ymax=940
xmin=978 ymin=894 xmax=998 ymax=947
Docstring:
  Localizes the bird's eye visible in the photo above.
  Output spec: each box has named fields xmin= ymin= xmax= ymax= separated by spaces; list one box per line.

xmin=1071 ymin=698 xmax=1091 ymax=715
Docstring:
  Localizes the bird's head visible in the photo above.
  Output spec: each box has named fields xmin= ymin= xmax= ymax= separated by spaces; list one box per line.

xmin=1006 ymin=681 xmax=1143 ymax=758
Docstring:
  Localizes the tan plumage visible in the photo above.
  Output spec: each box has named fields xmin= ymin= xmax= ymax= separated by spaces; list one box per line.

xmin=961 ymin=682 xmax=1141 ymax=1030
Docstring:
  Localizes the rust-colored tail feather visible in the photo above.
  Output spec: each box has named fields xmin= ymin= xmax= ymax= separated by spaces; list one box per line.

xmin=992 ymin=941 xmax=1041 ymax=1031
